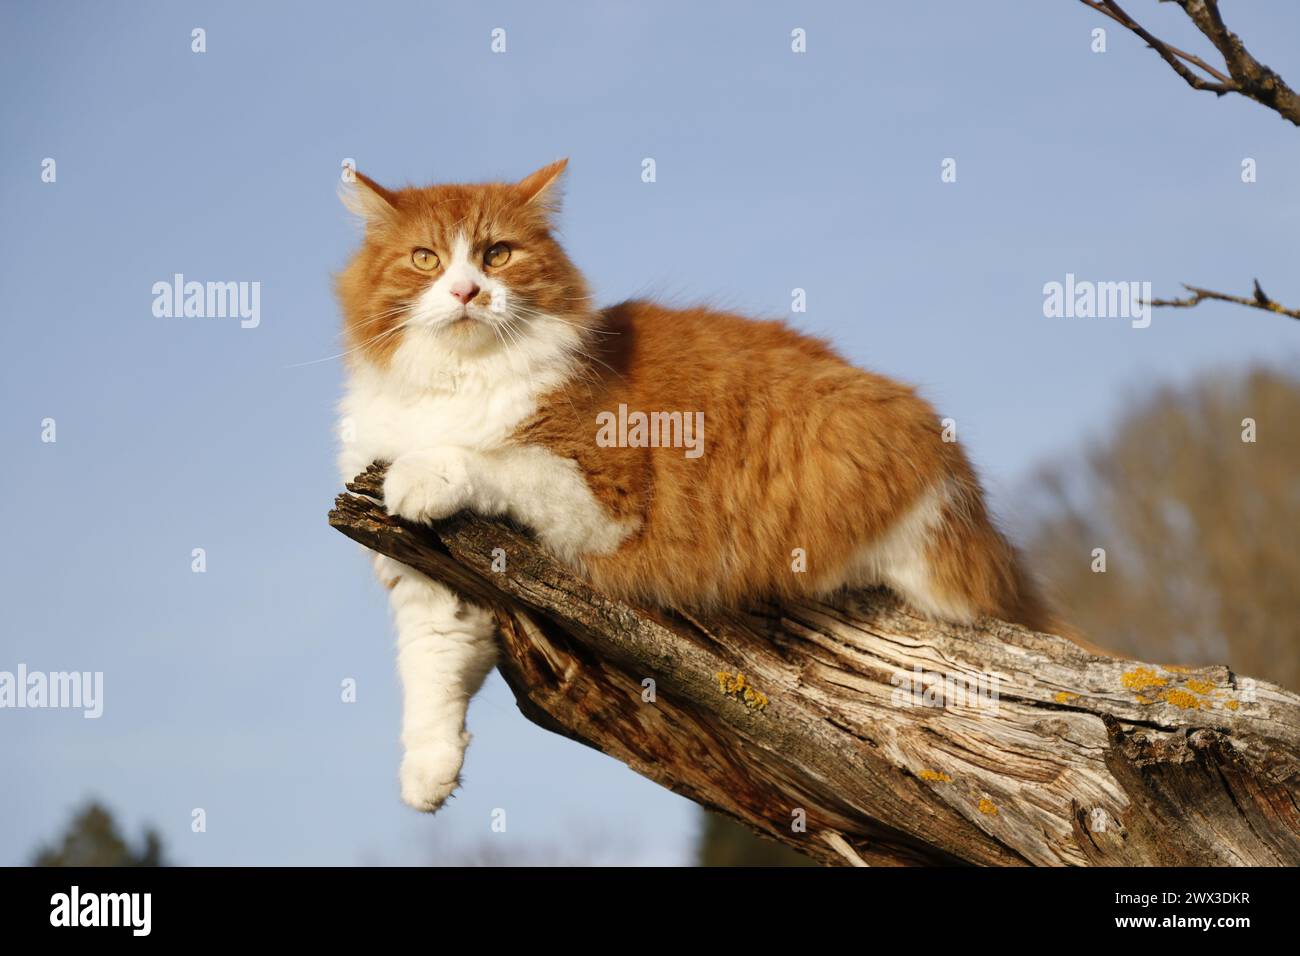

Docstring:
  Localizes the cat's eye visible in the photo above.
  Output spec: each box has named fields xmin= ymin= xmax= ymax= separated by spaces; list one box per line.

xmin=484 ymin=243 xmax=511 ymax=268
xmin=412 ymin=248 xmax=439 ymax=271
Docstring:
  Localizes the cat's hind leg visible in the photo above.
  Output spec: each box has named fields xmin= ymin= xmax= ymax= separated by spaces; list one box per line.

xmin=375 ymin=555 xmax=498 ymax=813
xmin=842 ymin=483 xmax=982 ymax=623
xmin=848 ymin=480 xmax=1055 ymax=634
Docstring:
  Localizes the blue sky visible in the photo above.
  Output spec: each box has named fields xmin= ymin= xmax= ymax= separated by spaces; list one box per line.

xmin=2 ymin=1 xmax=1297 ymax=865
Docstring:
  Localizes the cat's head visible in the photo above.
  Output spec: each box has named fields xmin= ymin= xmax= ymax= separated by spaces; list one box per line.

xmin=335 ymin=160 xmax=590 ymax=367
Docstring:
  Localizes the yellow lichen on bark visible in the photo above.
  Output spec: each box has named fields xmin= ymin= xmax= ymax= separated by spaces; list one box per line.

xmin=1122 ymin=667 xmax=1169 ymax=691
xmin=715 ymin=671 xmax=769 ymax=711
xmin=1159 ymin=688 xmax=1205 ymax=710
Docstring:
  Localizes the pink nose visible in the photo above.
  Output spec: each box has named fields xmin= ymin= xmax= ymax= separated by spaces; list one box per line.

xmin=449 ymin=281 xmax=480 ymax=304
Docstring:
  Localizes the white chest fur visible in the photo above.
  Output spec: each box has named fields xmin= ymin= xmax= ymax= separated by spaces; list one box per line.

xmin=336 ymin=319 xmax=579 ymax=481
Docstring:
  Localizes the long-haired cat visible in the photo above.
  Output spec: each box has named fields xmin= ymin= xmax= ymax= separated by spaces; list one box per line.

xmin=336 ymin=160 xmax=1071 ymax=812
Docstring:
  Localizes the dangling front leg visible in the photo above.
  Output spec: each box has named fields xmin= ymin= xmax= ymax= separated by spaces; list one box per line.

xmin=375 ymin=555 xmax=497 ymax=813
xmin=377 ymin=446 xmax=629 ymax=811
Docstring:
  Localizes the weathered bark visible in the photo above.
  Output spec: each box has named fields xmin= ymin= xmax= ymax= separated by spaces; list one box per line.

xmin=330 ymin=464 xmax=1300 ymax=867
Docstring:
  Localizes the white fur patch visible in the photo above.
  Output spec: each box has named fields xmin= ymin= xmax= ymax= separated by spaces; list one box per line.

xmin=841 ymin=482 xmax=976 ymax=622
xmin=338 ymin=306 xmax=580 ymax=477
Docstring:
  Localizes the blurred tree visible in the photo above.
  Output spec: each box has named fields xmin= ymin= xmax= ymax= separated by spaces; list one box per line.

xmin=695 ymin=812 xmax=818 ymax=867
xmin=31 ymin=801 xmax=168 ymax=867
xmin=1021 ymin=367 xmax=1300 ymax=691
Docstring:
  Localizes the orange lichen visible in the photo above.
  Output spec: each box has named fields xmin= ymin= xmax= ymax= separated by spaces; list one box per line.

xmin=919 ymin=770 xmax=952 ymax=783
xmin=1185 ymin=679 xmax=1215 ymax=695
xmin=1135 ymin=695 xmax=1154 ymax=705
xmin=716 ymin=671 xmax=768 ymax=711
xmin=978 ymin=799 xmax=998 ymax=816
xmin=1053 ymin=691 xmax=1079 ymax=704
xmin=1224 ymin=699 xmax=1240 ymax=711
xmin=1159 ymin=688 xmax=1204 ymax=710
xmin=1121 ymin=667 xmax=1168 ymax=691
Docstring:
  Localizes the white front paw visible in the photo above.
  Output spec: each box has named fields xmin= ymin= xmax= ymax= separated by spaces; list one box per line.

xmin=383 ymin=448 xmax=474 ymax=523
xmin=399 ymin=738 xmax=467 ymax=813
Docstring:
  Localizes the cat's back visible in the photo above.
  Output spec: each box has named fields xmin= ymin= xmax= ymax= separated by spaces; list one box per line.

xmin=603 ymin=298 xmax=841 ymax=365
xmin=598 ymin=298 xmax=918 ymax=408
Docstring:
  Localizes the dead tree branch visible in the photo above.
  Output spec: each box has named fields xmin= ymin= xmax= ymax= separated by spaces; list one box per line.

xmin=330 ymin=464 xmax=1300 ymax=866
xmin=1078 ymin=0 xmax=1300 ymax=125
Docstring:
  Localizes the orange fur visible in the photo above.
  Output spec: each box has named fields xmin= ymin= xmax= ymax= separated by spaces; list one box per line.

xmin=517 ymin=301 xmax=1056 ymax=629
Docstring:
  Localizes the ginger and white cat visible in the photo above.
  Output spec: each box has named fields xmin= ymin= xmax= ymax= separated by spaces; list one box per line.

xmin=336 ymin=160 xmax=1064 ymax=813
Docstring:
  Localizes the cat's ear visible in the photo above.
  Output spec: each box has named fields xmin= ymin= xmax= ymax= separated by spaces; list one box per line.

xmin=340 ymin=171 xmax=399 ymax=227
xmin=515 ymin=158 xmax=568 ymax=216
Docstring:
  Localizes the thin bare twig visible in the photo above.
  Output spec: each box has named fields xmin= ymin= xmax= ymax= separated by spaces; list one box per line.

xmin=1082 ymin=0 xmax=1235 ymax=88
xmin=1077 ymin=3 xmax=1299 ymax=325
xmin=1149 ymin=279 xmax=1300 ymax=321
xmin=1078 ymin=0 xmax=1300 ymax=125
